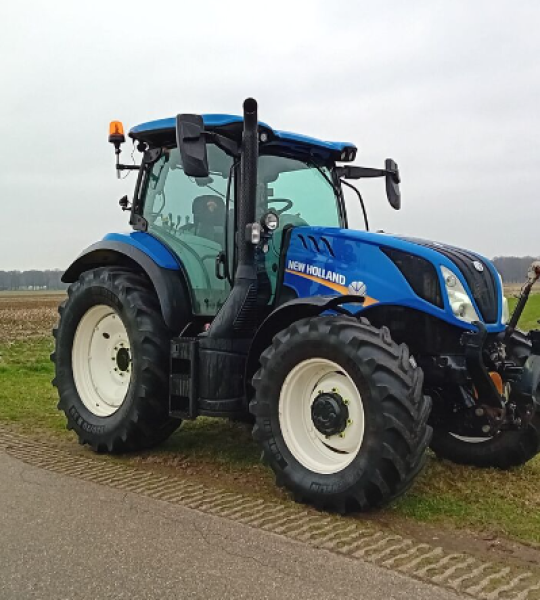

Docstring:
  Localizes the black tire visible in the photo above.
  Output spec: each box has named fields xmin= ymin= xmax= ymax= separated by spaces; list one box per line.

xmin=52 ymin=267 xmax=181 ymax=453
xmin=430 ymin=414 xmax=540 ymax=469
xmin=249 ymin=316 xmax=432 ymax=513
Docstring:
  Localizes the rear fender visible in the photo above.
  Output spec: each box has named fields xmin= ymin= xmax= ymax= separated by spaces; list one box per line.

xmin=245 ymin=295 xmax=364 ymax=389
xmin=62 ymin=240 xmax=191 ymax=334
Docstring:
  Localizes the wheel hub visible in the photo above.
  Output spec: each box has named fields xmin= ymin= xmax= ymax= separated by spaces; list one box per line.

xmin=116 ymin=347 xmax=131 ymax=372
xmin=311 ymin=392 xmax=349 ymax=436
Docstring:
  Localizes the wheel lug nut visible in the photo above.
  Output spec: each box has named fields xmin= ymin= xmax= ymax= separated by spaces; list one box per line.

xmin=339 ymin=432 xmax=345 ymax=438
xmin=347 ymin=419 xmax=353 ymax=425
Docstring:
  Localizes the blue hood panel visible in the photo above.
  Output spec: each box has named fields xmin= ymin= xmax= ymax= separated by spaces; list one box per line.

xmin=282 ymin=227 xmax=504 ymax=333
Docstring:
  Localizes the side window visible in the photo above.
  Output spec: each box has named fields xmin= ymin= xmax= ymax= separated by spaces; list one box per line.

xmin=143 ymin=146 xmax=233 ymax=316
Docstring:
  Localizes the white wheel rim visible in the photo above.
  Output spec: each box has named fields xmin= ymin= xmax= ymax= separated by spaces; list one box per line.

xmin=72 ymin=305 xmax=132 ymax=417
xmin=279 ymin=358 xmax=365 ymax=475
xmin=449 ymin=433 xmax=493 ymax=444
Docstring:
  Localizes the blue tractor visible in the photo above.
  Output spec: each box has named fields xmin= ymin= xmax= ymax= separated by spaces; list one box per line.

xmin=53 ymin=98 xmax=540 ymax=512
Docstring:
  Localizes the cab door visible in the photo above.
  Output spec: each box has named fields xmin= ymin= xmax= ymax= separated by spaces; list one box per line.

xmin=142 ymin=145 xmax=234 ymax=316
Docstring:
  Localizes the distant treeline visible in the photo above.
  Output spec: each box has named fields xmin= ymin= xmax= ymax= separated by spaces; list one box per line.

xmin=0 ymin=270 xmax=68 ymax=291
xmin=492 ymin=256 xmax=538 ymax=283
xmin=0 ymin=257 xmax=537 ymax=290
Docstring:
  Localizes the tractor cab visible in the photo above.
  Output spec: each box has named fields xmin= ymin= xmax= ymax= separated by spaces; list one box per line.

xmin=127 ymin=114 xmax=397 ymax=316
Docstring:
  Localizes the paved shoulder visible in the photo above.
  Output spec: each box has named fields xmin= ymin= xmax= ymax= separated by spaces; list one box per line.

xmin=0 ymin=450 xmax=462 ymax=600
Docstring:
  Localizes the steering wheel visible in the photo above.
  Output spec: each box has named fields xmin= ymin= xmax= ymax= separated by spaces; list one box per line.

xmin=268 ymin=198 xmax=294 ymax=215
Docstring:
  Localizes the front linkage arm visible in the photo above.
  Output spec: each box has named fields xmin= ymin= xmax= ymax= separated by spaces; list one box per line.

xmin=460 ymin=262 xmax=540 ymax=434
xmin=462 ymin=323 xmax=504 ymax=409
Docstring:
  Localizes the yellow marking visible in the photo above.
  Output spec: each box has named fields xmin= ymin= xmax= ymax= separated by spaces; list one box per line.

xmin=285 ymin=269 xmax=378 ymax=307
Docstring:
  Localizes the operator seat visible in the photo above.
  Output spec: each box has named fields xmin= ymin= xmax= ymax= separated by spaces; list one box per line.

xmin=192 ymin=195 xmax=225 ymax=245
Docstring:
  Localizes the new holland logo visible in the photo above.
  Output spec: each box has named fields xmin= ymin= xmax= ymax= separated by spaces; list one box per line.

xmin=348 ymin=281 xmax=367 ymax=296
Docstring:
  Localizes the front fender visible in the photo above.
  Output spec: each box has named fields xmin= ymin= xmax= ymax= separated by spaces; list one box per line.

xmin=62 ymin=239 xmax=191 ymax=333
xmin=245 ymin=295 xmax=365 ymax=389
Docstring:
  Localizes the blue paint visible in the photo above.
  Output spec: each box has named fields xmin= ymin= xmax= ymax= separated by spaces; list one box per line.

xmin=103 ymin=232 xmax=180 ymax=270
xmin=129 ymin=114 xmax=356 ymax=154
xmin=101 ymin=227 xmax=504 ymax=333
xmin=102 ymin=228 xmax=505 ymax=332
xmin=130 ymin=114 xmax=263 ymax=135
xmin=271 ymin=129 xmax=355 ymax=153
xmin=283 ymin=227 xmax=506 ymax=333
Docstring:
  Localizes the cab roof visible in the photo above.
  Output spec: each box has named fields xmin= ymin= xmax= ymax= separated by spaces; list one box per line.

xmin=129 ymin=114 xmax=357 ymax=161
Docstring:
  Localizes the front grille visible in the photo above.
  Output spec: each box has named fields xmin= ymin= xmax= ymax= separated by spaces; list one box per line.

xmin=382 ymin=247 xmax=443 ymax=308
xmin=401 ymin=238 xmax=499 ymax=323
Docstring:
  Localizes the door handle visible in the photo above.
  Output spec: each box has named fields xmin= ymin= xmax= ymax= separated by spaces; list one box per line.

xmin=215 ymin=252 xmax=226 ymax=280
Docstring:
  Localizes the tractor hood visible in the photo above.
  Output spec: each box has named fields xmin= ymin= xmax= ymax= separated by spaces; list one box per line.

xmin=281 ymin=227 xmax=505 ymax=332
xmin=393 ymin=234 xmax=500 ymax=323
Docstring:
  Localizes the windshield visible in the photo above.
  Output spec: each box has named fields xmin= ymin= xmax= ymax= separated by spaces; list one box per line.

xmin=255 ymin=155 xmax=342 ymax=304
xmin=256 ymin=155 xmax=341 ymax=229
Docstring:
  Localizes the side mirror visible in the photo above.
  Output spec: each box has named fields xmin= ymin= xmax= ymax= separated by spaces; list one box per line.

xmin=385 ymin=158 xmax=401 ymax=210
xmin=176 ymin=114 xmax=209 ymax=178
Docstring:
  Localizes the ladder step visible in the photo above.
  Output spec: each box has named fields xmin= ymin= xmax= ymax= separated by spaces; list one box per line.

xmin=170 ymin=338 xmax=199 ymax=419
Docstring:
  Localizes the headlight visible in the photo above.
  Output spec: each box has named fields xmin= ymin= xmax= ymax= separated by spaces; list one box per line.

xmin=497 ymin=272 xmax=510 ymax=325
xmin=501 ymin=297 xmax=510 ymax=324
xmin=441 ymin=266 xmax=480 ymax=323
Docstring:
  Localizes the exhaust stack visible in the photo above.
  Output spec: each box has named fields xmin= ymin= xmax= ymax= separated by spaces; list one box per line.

xmin=207 ymin=98 xmax=259 ymax=338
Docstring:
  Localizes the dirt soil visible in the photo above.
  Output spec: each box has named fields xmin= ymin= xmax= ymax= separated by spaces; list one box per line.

xmin=0 ymin=292 xmax=64 ymax=343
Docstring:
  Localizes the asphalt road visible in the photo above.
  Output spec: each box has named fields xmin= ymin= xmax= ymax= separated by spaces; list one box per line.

xmin=0 ymin=450 xmax=465 ymax=600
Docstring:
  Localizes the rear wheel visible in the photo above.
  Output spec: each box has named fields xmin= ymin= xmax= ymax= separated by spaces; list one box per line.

xmin=250 ymin=316 xmax=432 ymax=512
xmin=52 ymin=268 xmax=181 ymax=453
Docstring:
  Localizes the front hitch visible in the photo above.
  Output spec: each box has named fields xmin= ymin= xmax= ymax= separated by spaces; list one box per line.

xmin=462 ymin=322 xmax=506 ymax=414
xmin=457 ymin=262 xmax=540 ymax=435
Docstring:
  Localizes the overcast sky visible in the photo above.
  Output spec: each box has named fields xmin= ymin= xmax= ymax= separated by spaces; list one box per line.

xmin=1 ymin=0 xmax=538 ymax=270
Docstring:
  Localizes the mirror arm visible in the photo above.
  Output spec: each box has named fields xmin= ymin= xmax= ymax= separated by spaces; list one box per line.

xmin=207 ymin=132 xmax=240 ymax=158
xmin=117 ymin=164 xmax=141 ymax=171
xmin=337 ymin=165 xmax=399 ymax=183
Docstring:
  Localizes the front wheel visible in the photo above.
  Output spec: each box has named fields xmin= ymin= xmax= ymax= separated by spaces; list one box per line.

xmin=250 ymin=316 xmax=432 ymax=512
xmin=52 ymin=268 xmax=181 ymax=453
xmin=430 ymin=414 xmax=540 ymax=469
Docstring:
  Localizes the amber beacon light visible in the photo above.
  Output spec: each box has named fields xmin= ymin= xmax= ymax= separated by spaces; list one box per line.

xmin=108 ymin=121 xmax=125 ymax=147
